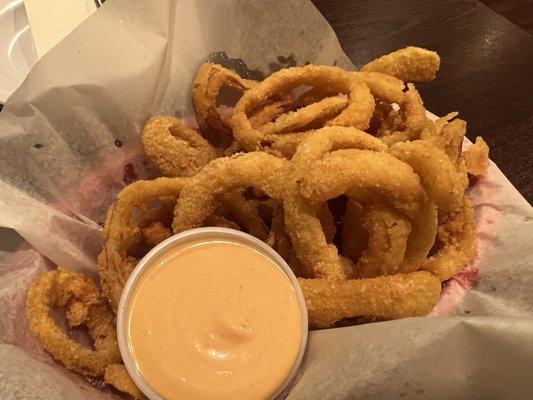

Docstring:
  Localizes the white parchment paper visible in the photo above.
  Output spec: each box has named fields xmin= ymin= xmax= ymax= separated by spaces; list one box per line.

xmin=0 ymin=0 xmax=531 ymax=399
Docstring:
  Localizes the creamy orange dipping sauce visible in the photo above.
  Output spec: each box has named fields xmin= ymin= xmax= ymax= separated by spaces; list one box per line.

xmin=125 ymin=239 xmax=303 ymax=400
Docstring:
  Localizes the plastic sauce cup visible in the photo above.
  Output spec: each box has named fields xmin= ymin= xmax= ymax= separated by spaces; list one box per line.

xmin=117 ymin=227 xmax=308 ymax=400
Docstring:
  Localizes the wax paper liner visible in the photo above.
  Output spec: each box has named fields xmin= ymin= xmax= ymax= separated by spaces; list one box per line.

xmin=0 ymin=0 xmax=531 ymax=399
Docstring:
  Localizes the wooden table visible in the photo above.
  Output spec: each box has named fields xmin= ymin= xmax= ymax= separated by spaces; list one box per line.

xmin=313 ymin=0 xmax=533 ymax=204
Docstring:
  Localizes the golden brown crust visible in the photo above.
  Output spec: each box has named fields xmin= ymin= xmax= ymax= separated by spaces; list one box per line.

xmin=300 ymin=271 xmax=442 ymax=328
xmin=362 ymin=46 xmax=441 ymax=82
xmin=104 ymin=364 xmax=145 ymax=399
xmin=142 ymin=116 xmax=220 ymax=177
xmin=98 ymin=177 xmax=185 ymax=311
xmin=421 ymin=196 xmax=477 ymax=281
xmin=464 ymin=136 xmax=490 ymax=176
xmin=193 ymin=63 xmax=256 ymax=147
xmin=26 ymin=269 xmax=121 ymax=376
xmin=232 ymin=65 xmax=375 ymax=151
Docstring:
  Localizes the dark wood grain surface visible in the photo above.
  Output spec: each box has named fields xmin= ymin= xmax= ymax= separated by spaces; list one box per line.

xmin=481 ymin=0 xmax=533 ymax=34
xmin=313 ymin=0 xmax=533 ymax=204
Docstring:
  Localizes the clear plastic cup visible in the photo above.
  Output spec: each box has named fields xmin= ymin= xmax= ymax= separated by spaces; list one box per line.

xmin=117 ymin=227 xmax=309 ymax=400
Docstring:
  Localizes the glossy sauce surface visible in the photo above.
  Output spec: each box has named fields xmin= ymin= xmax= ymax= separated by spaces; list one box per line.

xmin=126 ymin=239 xmax=302 ymax=400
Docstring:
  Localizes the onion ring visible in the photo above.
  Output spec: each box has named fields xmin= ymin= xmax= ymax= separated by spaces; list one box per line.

xmin=142 ymin=222 xmax=172 ymax=246
xmin=283 ymin=127 xmax=387 ymax=279
xmin=300 ymin=271 xmax=441 ymax=328
xmin=438 ymin=118 xmax=468 ymax=163
xmin=267 ymin=132 xmax=314 ymax=159
xmin=421 ymin=196 xmax=476 ymax=281
xmin=27 ymin=51 xmax=491 ymax=398
xmin=267 ymin=204 xmax=332 ymax=279
xmin=104 ymin=364 xmax=145 ymax=399
xmin=296 ymin=148 xmax=438 ymax=275
xmin=355 ymin=71 xmax=406 ymax=104
xmin=26 ymin=268 xmax=121 ymax=376
xmin=219 ymin=190 xmax=270 ymax=241
xmin=362 ymin=46 xmax=441 ymax=82
xmin=267 ymin=206 xmax=304 ymax=276
xmin=232 ymin=65 xmax=375 ymax=151
xmin=98 ymin=177 xmax=185 ymax=311
xmin=289 ymin=126 xmax=387 ymax=175
xmin=342 ymin=202 xmax=412 ymax=278
xmin=378 ymin=83 xmax=427 ymax=144
xmin=420 ymin=113 xmax=463 ymax=163
xmin=296 ymin=87 xmax=338 ymax=106
xmin=262 ymin=107 xmax=387 ymax=160
xmin=283 ymin=127 xmax=434 ymax=280
xmin=388 ymin=139 xmax=468 ymax=216
xmin=258 ymin=96 xmax=347 ymax=136
xmin=172 ymin=152 xmax=289 ymax=233
xmin=297 ymin=72 xmax=405 ymax=105
xmin=249 ymin=100 xmax=290 ymax=128
xmin=193 ymin=63 xmax=256 ymax=146
xmin=142 ymin=116 xmax=220 ymax=177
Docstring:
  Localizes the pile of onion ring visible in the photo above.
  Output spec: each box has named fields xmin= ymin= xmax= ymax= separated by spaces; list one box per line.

xmin=26 ymin=46 xmax=489 ymax=398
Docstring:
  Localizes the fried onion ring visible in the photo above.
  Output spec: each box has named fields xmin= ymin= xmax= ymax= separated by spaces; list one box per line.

xmin=193 ymin=63 xmax=256 ymax=146
xmin=232 ymin=65 xmax=375 ymax=150
xmin=300 ymin=271 xmax=441 ymax=328
xmin=297 ymin=72 xmax=405 ymax=105
xmin=388 ymin=139 xmax=468 ymax=216
xmin=172 ymin=152 xmax=288 ymax=233
xmin=142 ymin=221 xmax=172 ymax=246
xmin=355 ymin=71 xmax=406 ymax=104
xmin=362 ymin=46 xmax=441 ymax=82
xmin=99 ymin=177 xmax=185 ymax=311
xmin=27 ymin=51 xmax=491 ymax=399
xmin=342 ymin=202 xmax=412 ymax=278
xmin=289 ymin=126 xmax=387 ymax=174
xmin=219 ymin=190 xmax=270 ymax=241
xmin=26 ymin=268 xmax=121 ymax=376
xmin=142 ymin=116 xmax=220 ymax=177
xmin=249 ymin=100 xmax=290 ymax=128
xmin=104 ymin=364 xmax=145 ymax=399
xmin=378 ymin=83 xmax=427 ymax=144
xmin=296 ymin=86 xmax=337 ymax=106
xmin=267 ymin=132 xmax=311 ymax=159
xmin=263 ymin=124 xmax=384 ymax=160
xmin=283 ymin=127 xmax=389 ymax=279
xmin=295 ymin=149 xmax=438 ymax=276
xmin=420 ymin=113 xmax=464 ymax=163
xmin=258 ymin=96 xmax=347 ymax=136
xmin=421 ymin=196 xmax=476 ymax=281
